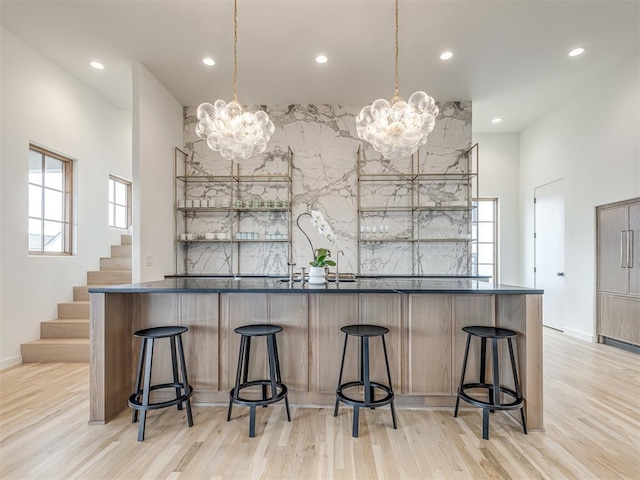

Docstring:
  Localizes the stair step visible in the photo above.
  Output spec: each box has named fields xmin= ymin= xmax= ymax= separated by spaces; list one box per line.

xmin=100 ymin=256 xmax=132 ymax=271
xmin=87 ymin=270 xmax=132 ymax=285
xmin=121 ymin=234 xmax=132 ymax=245
xmin=111 ymin=245 xmax=132 ymax=257
xmin=41 ymin=319 xmax=89 ymax=339
xmin=21 ymin=339 xmax=89 ymax=363
xmin=73 ymin=285 xmax=89 ymax=301
xmin=58 ymin=301 xmax=89 ymax=319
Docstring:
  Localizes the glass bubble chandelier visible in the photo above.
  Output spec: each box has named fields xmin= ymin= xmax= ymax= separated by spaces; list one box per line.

xmin=356 ymin=0 xmax=439 ymax=159
xmin=195 ymin=0 xmax=274 ymax=162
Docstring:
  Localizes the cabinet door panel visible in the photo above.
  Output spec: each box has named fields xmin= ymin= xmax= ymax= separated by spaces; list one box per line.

xmin=140 ymin=294 xmax=179 ymax=387
xmin=219 ymin=293 xmax=268 ymax=390
xmin=309 ymin=294 xmax=358 ymax=394
xmin=358 ymin=294 xmax=402 ymax=393
xmin=452 ymin=295 xmax=495 ymax=389
xmin=179 ymin=293 xmax=219 ymax=393
xmin=599 ymin=294 xmax=640 ymax=346
xmin=269 ymin=294 xmax=309 ymax=392
xmin=405 ymin=295 xmax=452 ymax=395
xmin=629 ymin=203 xmax=640 ymax=295
xmin=598 ymin=206 xmax=629 ymax=294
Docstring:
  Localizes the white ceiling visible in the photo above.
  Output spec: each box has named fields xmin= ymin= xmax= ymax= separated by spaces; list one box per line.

xmin=1 ymin=0 xmax=638 ymax=133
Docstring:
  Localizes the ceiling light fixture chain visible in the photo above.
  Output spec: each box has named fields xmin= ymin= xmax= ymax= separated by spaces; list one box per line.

xmin=355 ymin=0 xmax=439 ymax=160
xmin=195 ymin=0 xmax=274 ymax=163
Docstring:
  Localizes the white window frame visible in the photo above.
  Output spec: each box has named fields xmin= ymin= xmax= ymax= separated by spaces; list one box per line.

xmin=28 ymin=145 xmax=73 ymax=255
xmin=473 ymin=198 xmax=498 ymax=282
xmin=108 ymin=175 xmax=132 ymax=229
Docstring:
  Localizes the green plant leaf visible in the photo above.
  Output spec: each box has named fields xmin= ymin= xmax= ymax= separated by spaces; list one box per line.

xmin=324 ymin=260 xmax=336 ymax=266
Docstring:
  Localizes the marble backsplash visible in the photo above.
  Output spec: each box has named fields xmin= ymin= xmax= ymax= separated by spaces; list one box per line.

xmin=180 ymin=102 xmax=472 ymax=276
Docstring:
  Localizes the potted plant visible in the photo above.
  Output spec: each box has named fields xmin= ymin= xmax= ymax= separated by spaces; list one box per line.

xmin=309 ymin=248 xmax=336 ymax=284
xmin=297 ymin=210 xmax=337 ymax=285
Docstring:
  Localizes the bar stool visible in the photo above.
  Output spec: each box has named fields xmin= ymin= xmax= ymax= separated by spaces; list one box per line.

xmin=334 ymin=324 xmax=397 ymax=438
xmin=454 ymin=326 xmax=527 ymax=440
xmin=129 ymin=326 xmax=193 ymax=442
xmin=227 ymin=324 xmax=290 ymax=437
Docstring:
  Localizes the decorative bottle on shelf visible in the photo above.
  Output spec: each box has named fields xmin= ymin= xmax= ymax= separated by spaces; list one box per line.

xmin=308 ymin=266 xmax=326 ymax=285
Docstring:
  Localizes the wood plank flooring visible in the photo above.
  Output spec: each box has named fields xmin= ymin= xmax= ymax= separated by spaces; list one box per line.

xmin=1 ymin=328 xmax=638 ymax=479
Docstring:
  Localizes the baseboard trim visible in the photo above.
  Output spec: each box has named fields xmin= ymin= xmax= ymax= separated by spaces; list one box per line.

xmin=0 ymin=355 xmax=23 ymax=370
xmin=601 ymin=336 xmax=640 ymax=354
xmin=563 ymin=328 xmax=595 ymax=343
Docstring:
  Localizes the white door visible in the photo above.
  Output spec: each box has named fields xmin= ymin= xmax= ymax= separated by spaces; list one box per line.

xmin=535 ymin=179 xmax=565 ymax=330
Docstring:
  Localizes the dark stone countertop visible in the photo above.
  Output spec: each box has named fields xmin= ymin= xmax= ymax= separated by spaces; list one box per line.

xmin=89 ymin=277 xmax=543 ymax=295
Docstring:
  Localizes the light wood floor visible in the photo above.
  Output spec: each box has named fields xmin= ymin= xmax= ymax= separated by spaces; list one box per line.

xmin=1 ymin=328 xmax=638 ymax=479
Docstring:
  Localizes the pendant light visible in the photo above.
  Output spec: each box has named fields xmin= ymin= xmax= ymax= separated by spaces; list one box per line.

xmin=356 ymin=0 xmax=439 ymax=159
xmin=195 ymin=0 xmax=274 ymax=163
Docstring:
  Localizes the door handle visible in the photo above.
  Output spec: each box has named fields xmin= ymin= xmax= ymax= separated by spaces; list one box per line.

xmin=621 ymin=231 xmax=627 ymax=268
xmin=629 ymin=230 xmax=634 ymax=268
xmin=556 ymin=272 xmax=565 ymax=277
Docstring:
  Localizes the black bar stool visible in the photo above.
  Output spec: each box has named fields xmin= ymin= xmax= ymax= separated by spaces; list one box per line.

xmin=454 ymin=326 xmax=527 ymax=440
xmin=129 ymin=326 xmax=194 ymax=442
xmin=227 ymin=324 xmax=290 ymax=437
xmin=334 ymin=324 xmax=397 ymax=438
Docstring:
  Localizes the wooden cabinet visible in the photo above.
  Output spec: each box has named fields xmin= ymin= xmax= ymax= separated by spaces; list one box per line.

xmin=309 ymin=294 xmax=359 ymax=396
xmin=358 ymin=294 xmax=402 ymax=392
xmin=404 ymin=295 xmax=452 ymax=395
xmin=597 ymin=198 xmax=640 ymax=347
xmin=630 ymin=203 xmax=640 ymax=295
xmin=219 ymin=293 xmax=308 ymax=393
xmin=599 ymin=294 xmax=640 ymax=346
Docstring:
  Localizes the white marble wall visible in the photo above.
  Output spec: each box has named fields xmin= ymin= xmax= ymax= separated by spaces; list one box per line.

xmin=180 ymin=102 xmax=472 ymax=275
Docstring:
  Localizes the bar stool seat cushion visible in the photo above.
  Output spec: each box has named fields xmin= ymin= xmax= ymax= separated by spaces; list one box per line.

xmin=234 ymin=324 xmax=282 ymax=336
xmin=340 ymin=324 xmax=389 ymax=337
xmin=134 ymin=326 xmax=188 ymax=339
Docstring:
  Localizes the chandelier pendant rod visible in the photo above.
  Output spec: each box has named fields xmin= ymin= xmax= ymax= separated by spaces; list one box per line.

xmin=233 ymin=0 xmax=238 ymax=103
xmin=393 ymin=0 xmax=400 ymax=103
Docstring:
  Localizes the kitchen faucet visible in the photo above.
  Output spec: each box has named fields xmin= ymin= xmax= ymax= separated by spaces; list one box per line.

xmin=335 ymin=251 xmax=345 ymax=284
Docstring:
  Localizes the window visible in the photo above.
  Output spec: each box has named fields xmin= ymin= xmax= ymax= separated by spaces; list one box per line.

xmin=108 ymin=175 xmax=131 ymax=229
xmin=472 ymin=198 xmax=498 ymax=281
xmin=28 ymin=145 xmax=73 ymax=254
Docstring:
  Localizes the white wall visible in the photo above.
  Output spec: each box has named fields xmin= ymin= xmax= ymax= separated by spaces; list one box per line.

xmin=132 ymin=63 xmax=183 ymax=282
xmin=0 ymin=29 xmax=132 ymax=367
xmin=472 ymin=133 xmax=520 ymax=285
xmin=519 ymin=54 xmax=640 ymax=341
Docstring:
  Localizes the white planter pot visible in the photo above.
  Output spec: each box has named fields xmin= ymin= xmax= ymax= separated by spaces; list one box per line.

xmin=308 ymin=266 xmax=326 ymax=284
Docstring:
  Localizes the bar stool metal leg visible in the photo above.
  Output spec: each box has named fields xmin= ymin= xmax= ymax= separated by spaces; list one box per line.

xmin=382 ymin=335 xmax=397 ymax=429
xmin=508 ymin=338 xmax=527 ymax=434
xmin=228 ymin=335 xmax=247 ymax=422
xmin=249 ymin=405 xmax=256 ymax=438
xmin=176 ymin=334 xmax=193 ymax=427
xmin=454 ymin=332 xmax=472 ymax=417
xmin=170 ymin=336 xmax=183 ymax=411
xmin=138 ymin=338 xmax=155 ymax=442
xmin=132 ymin=339 xmax=146 ymax=424
xmin=272 ymin=334 xmax=290 ymax=421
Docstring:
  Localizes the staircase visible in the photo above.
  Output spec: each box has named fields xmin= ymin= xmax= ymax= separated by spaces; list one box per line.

xmin=21 ymin=234 xmax=132 ymax=363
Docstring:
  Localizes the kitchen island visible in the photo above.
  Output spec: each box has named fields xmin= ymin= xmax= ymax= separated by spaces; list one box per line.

xmin=89 ymin=277 xmax=543 ymax=430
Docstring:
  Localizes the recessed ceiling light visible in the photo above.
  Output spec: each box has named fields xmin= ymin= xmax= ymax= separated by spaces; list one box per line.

xmin=202 ymin=57 xmax=215 ymax=66
xmin=315 ymin=55 xmax=328 ymax=64
xmin=90 ymin=61 xmax=104 ymax=70
xmin=568 ymin=47 xmax=586 ymax=57
xmin=440 ymin=51 xmax=453 ymax=61
xmin=492 ymin=118 xmax=502 ymax=124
